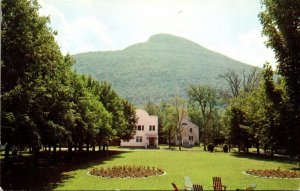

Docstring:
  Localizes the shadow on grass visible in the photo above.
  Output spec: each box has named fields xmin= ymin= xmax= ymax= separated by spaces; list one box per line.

xmin=0 ymin=150 xmax=127 ymax=190
xmin=162 ymin=147 xmax=177 ymax=151
xmin=290 ymin=167 xmax=300 ymax=171
xmin=230 ymin=152 xmax=299 ymax=169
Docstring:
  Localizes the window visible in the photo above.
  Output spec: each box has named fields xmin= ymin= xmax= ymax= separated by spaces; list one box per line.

xmin=142 ymin=125 xmax=144 ymax=131
xmin=136 ymin=136 xmax=143 ymax=142
xmin=182 ymin=123 xmax=187 ymax=126
xmin=149 ymin=125 xmax=156 ymax=131
xmin=189 ymin=136 xmax=193 ymax=141
xmin=190 ymin=128 xmax=193 ymax=133
xmin=137 ymin=125 xmax=141 ymax=131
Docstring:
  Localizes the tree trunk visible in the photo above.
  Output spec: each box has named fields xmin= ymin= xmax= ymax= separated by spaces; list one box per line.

xmin=53 ymin=144 xmax=57 ymax=162
xmin=59 ymin=144 xmax=62 ymax=152
xmin=203 ymin=133 xmax=207 ymax=151
xmin=271 ymin=148 xmax=274 ymax=156
xmin=256 ymin=142 xmax=260 ymax=155
xmin=86 ymin=142 xmax=89 ymax=152
xmin=203 ymin=137 xmax=207 ymax=151
xmin=33 ymin=145 xmax=39 ymax=165
xmin=179 ymin=134 xmax=182 ymax=151
xmin=68 ymin=142 xmax=72 ymax=153
xmin=98 ymin=145 xmax=101 ymax=152
xmin=168 ymin=131 xmax=171 ymax=149
xmin=92 ymin=144 xmax=95 ymax=152
xmin=67 ymin=142 xmax=72 ymax=159
xmin=4 ymin=143 xmax=10 ymax=164
xmin=79 ymin=142 xmax=83 ymax=153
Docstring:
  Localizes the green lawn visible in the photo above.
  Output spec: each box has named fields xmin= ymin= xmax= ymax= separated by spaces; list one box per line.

xmin=56 ymin=149 xmax=299 ymax=190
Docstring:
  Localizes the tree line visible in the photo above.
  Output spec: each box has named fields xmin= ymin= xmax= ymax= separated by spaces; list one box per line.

xmin=145 ymin=65 xmax=297 ymax=160
xmin=1 ymin=0 xmax=137 ymax=161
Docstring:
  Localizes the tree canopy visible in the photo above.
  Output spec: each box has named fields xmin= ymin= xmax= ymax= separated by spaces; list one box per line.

xmin=1 ymin=0 xmax=137 ymax=160
xmin=259 ymin=0 xmax=300 ymax=160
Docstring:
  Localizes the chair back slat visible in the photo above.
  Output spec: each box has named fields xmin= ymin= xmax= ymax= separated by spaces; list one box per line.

xmin=193 ymin=184 xmax=203 ymax=191
xmin=213 ymin=177 xmax=225 ymax=191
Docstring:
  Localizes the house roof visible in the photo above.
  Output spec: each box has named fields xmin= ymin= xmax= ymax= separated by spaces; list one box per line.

xmin=181 ymin=118 xmax=199 ymax=128
xmin=136 ymin=109 xmax=158 ymax=120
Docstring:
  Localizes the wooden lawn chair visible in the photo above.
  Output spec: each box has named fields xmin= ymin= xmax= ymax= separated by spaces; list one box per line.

xmin=184 ymin=176 xmax=193 ymax=190
xmin=212 ymin=177 xmax=226 ymax=191
xmin=171 ymin=182 xmax=179 ymax=191
xmin=193 ymin=184 xmax=204 ymax=191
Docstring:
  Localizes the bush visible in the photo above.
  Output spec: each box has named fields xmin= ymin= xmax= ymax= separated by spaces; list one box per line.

xmin=223 ymin=144 xmax=228 ymax=153
xmin=207 ymin=143 xmax=215 ymax=152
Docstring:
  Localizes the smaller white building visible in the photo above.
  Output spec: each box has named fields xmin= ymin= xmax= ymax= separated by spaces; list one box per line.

xmin=121 ymin=109 xmax=158 ymax=148
xmin=176 ymin=118 xmax=199 ymax=147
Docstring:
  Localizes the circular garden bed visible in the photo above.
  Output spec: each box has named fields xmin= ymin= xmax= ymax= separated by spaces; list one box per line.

xmin=89 ymin=165 xmax=165 ymax=178
xmin=245 ymin=168 xmax=300 ymax=179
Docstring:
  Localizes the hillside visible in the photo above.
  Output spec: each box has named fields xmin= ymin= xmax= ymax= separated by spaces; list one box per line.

xmin=73 ymin=34 xmax=258 ymax=105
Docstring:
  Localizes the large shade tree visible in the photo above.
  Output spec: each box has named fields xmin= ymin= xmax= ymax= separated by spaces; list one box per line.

xmin=187 ymin=85 xmax=218 ymax=151
xmin=259 ymin=0 xmax=300 ymax=161
xmin=1 ymin=0 xmax=68 ymax=158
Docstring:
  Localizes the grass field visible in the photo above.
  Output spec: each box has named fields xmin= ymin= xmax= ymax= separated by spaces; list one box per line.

xmin=54 ymin=149 xmax=299 ymax=190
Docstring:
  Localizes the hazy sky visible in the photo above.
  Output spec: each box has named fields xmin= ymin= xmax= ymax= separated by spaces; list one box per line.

xmin=38 ymin=0 xmax=276 ymax=68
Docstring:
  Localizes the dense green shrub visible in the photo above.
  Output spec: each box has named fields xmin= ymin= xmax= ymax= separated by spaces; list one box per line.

xmin=223 ymin=144 xmax=229 ymax=153
xmin=207 ymin=143 xmax=215 ymax=152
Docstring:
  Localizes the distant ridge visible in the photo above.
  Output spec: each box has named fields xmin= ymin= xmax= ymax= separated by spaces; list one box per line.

xmin=74 ymin=34 xmax=259 ymax=105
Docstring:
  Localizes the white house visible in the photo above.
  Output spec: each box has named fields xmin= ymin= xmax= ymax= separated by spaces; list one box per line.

xmin=175 ymin=118 xmax=199 ymax=147
xmin=120 ymin=109 xmax=159 ymax=148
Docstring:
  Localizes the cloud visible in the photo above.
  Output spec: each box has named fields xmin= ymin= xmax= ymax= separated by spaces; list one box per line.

xmin=214 ymin=29 xmax=276 ymax=69
xmin=238 ymin=29 xmax=276 ymax=66
xmin=61 ymin=16 xmax=114 ymax=52
xmin=38 ymin=0 xmax=114 ymax=54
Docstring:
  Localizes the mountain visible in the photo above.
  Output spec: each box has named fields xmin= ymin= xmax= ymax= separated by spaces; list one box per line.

xmin=73 ymin=34 xmax=258 ymax=105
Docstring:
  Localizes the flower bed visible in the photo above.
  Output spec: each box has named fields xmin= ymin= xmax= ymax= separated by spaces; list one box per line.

xmin=245 ymin=168 xmax=300 ymax=179
xmin=89 ymin=165 xmax=164 ymax=178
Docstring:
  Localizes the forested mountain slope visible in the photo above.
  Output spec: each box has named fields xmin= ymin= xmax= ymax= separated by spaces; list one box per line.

xmin=74 ymin=34 xmax=258 ymax=105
